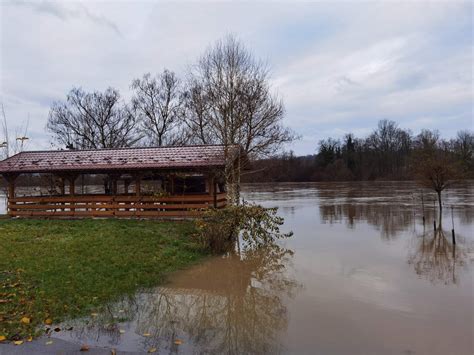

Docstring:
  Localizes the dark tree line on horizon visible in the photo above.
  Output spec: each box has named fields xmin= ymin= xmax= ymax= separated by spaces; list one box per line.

xmin=243 ymin=120 xmax=473 ymax=183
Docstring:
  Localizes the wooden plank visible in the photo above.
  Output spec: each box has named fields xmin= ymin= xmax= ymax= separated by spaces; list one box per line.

xmin=115 ymin=210 xmax=203 ymax=217
xmin=12 ymin=210 xmax=203 ymax=218
xmin=11 ymin=210 xmax=115 ymax=217
xmin=10 ymin=193 xmax=227 ymax=204
xmin=9 ymin=203 xmax=212 ymax=210
xmin=114 ymin=195 xmax=220 ymax=203
xmin=113 ymin=203 xmax=210 ymax=210
xmin=10 ymin=196 xmax=115 ymax=203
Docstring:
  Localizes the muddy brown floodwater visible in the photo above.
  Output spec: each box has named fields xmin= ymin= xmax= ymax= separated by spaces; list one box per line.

xmin=3 ymin=181 xmax=474 ymax=354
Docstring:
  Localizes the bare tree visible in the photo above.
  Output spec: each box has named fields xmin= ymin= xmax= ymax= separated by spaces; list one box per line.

xmin=451 ymin=130 xmax=474 ymax=173
xmin=186 ymin=36 xmax=294 ymax=158
xmin=182 ymin=80 xmax=213 ymax=145
xmin=366 ymin=120 xmax=412 ymax=177
xmin=412 ymin=128 xmax=459 ymax=212
xmin=185 ymin=35 xmax=296 ymax=202
xmin=414 ymin=129 xmax=440 ymax=152
xmin=131 ymin=70 xmax=186 ymax=146
xmin=47 ymin=87 xmax=140 ymax=149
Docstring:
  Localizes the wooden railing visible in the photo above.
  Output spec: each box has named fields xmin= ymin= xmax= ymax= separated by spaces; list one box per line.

xmin=8 ymin=193 xmax=227 ymax=218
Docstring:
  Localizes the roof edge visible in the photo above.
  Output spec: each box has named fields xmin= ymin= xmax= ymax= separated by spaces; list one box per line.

xmin=14 ymin=143 xmax=240 ymax=155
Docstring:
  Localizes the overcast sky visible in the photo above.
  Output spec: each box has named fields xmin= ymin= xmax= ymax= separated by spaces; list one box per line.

xmin=1 ymin=0 xmax=472 ymax=155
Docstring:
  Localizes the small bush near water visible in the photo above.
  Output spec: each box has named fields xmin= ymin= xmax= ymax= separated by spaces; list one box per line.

xmin=195 ymin=202 xmax=293 ymax=253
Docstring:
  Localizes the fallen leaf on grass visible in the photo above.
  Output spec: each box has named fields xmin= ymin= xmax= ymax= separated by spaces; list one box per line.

xmin=148 ymin=348 xmax=157 ymax=353
xmin=14 ymin=340 xmax=23 ymax=345
xmin=20 ymin=317 xmax=31 ymax=324
xmin=174 ymin=339 xmax=183 ymax=345
xmin=44 ymin=318 xmax=53 ymax=325
xmin=80 ymin=344 xmax=90 ymax=351
xmin=0 ymin=335 xmax=6 ymax=342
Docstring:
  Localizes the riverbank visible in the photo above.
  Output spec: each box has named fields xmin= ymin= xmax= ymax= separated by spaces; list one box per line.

xmin=0 ymin=219 xmax=206 ymax=343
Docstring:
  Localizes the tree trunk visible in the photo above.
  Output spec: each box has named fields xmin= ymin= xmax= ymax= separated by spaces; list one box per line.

xmin=225 ymin=174 xmax=239 ymax=205
xmin=437 ymin=190 xmax=443 ymax=214
xmin=225 ymin=165 xmax=240 ymax=205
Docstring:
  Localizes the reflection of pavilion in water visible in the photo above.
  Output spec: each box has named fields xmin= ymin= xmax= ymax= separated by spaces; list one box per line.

xmin=60 ymin=245 xmax=300 ymax=354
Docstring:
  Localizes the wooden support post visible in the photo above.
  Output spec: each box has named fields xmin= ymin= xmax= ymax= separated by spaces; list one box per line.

xmin=8 ymin=180 xmax=15 ymax=200
xmin=134 ymin=174 xmax=142 ymax=216
xmin=8 ymin=180 xmax=15 ymax=216
xmin=69 ymin=176 xmax=76 ymax=196
xmin=123 ymin=178 xmax=131 ymax=212
xmin=207 ymin=174 xmax=216 ymax=208
xmin=106 ymin=174 xmax=120 ymax=196
xmin=112 ymin=177 xmax=118 ymax=195
xmin=4 ymin=174 xmax=19 ymax=217
xmin=58 ymin=176 xmax=66 ymax=212
xmin=68 ymin=174 xmax=77 ymax=215
xmin=108 ymin=174 xmax=120 ymax=216
xmin=135 ymin=175 xmax=141 ymax=197
xmin=214 ymin=181 xmax=218 ymax=208
xmin=59 ymin=178 xmax=65 ymax=195
xmin=170 ymin=174 xmax=175 ymax=195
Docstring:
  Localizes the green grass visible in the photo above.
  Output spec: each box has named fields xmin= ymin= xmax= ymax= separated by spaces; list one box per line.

xmin=0 ymin=219 xmax=206 ymax=341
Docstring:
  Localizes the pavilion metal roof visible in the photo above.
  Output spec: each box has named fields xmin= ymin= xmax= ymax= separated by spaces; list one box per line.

xmin=0 ymin=145 xmax=245 ymax=175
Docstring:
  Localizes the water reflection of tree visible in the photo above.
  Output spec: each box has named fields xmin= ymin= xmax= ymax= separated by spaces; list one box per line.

xmin=319 ymin=203 xmax=423 ymax=239
xmin=64 ymin=243 xmax=300 ymax=354
xmin=407 ymin=223 xmax=468 ymax=285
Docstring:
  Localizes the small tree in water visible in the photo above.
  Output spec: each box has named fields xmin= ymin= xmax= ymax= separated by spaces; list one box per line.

xmin=195 ymin=202 xmax=293 ymax=253
xmin=413 ymin=132 xmax=461 ymax=212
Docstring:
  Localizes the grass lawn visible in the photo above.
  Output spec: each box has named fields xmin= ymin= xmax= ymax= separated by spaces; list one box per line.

xmin=0 ymin=219 xmax=206 ymax=342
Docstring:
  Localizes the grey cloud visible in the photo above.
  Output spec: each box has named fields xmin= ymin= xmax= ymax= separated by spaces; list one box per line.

xmin=7 ymin=0 xmax=122 ymax=36
xmin=1 ymin=1 xmax=471 ymax=155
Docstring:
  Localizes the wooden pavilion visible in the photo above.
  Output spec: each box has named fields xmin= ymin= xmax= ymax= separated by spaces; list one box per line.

xmin=0 ymin=144 xmax=245 ymax=218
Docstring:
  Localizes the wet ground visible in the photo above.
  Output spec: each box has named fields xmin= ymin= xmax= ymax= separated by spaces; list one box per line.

xmin=1 ymin=181 xmax=473 ymax=354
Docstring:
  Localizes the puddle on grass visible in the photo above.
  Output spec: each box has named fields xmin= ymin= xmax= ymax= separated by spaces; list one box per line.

xmin=27 ymin=182 xmax=474 ymax=354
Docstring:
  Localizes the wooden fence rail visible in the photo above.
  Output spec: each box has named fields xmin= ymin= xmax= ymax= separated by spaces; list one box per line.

xmin=8 ymin=193 xmax=227 ymax=218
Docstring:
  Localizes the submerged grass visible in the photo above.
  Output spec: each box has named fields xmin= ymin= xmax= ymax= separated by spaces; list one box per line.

xmin=0 ymin=219 xmax=206 ymax=341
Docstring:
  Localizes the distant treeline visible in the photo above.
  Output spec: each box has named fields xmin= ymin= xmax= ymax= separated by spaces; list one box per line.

xmin=243 ymin=120 xmax=473 ymax=182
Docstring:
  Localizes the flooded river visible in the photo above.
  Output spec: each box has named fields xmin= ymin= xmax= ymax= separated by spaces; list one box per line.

xmin=2 ymin=182 xmax=474 ymax=354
